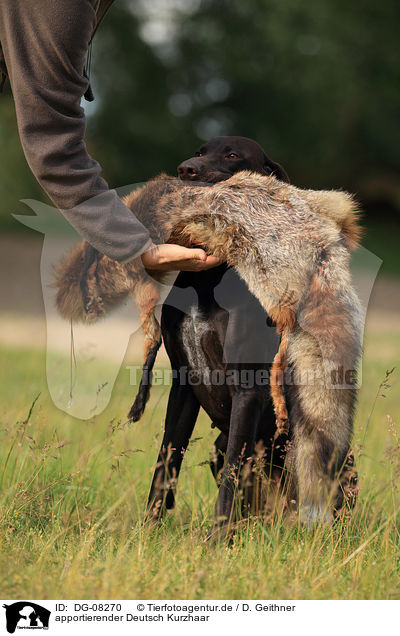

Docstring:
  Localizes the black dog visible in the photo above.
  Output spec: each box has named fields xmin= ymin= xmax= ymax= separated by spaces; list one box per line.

xmin=145 ymin=136 xmax=291 ymax=532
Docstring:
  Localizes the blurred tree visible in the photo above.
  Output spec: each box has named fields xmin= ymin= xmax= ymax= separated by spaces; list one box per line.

xmin=90 ymin=0 xmax=400 ymax=214
xmin=168 ymin=0 xmax=400 ymax=197
xmin=0 ymin=0 xmax=399 ymax=229
xmin=0 ymin=91 xmax=47 ymax=225
xmin=87 ymin=0 xmax=195 ymax=186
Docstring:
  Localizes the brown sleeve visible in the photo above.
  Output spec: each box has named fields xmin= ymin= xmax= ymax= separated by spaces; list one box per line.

xmin=0 ymin=0 xmax=151 ymax=262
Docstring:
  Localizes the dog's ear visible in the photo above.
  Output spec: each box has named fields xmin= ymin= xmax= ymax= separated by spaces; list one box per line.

xmin=262 ymin=155 xmax=290 ymax=183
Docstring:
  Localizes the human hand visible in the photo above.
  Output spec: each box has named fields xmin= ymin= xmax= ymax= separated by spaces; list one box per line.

xmin=141 ymin=243 xmax=221 ymax=271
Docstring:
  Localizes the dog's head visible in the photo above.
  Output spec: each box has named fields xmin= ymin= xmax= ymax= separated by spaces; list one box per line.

xmin=177 ymin=135 xmax=289 ymax=184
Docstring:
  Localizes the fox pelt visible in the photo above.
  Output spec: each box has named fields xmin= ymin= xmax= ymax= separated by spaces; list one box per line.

xmin=54 ymin=171 xmax=362 ymax=468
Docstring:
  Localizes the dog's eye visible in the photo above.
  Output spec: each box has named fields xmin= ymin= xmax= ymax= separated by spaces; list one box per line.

xmin=195 ymin=151 xmax=203 ymax=157
xmin=226 ymin=152 xmax=239 ymax=159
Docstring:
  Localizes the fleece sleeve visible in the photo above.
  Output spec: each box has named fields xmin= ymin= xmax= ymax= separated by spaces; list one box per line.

xmin=0 ymin=0 xmax=152 ymax=262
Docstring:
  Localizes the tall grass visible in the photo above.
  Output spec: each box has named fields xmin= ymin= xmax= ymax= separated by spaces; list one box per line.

xmin=0 ymin=326 xmax=399 ymax=599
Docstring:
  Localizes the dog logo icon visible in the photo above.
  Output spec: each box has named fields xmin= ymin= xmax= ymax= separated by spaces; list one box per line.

xmin=3 ymin=602 xmax=51 ymax=633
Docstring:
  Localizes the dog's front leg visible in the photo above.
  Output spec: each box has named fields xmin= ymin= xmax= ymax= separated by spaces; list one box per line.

xmin=210 ymin=392 xmax=260 ymax=538
xmin=146 ymin=379 xmax=200 ymax=521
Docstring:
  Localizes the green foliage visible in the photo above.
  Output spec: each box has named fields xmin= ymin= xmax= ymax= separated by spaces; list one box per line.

xmin=363 ymin=220 xmax=400 ymax=277
xmin=0 ymin=94 xmax=47 ymax=226
xmin=87 ymin=4 xmax=180 ymax=184
xmin=0 ymin=0 xmax=399 ymax=238
xmin=89 ymin=0 xmax=400 ymax=208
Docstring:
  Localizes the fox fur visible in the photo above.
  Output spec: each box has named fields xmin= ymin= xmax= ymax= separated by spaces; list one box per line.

xmin=54 ymin=171 xmax=362 ymax=522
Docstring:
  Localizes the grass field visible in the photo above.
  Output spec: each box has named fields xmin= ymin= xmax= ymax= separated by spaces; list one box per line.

xmin=0 ymin=323 xmax=399 ymax=600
